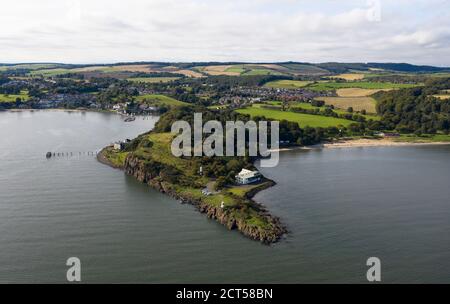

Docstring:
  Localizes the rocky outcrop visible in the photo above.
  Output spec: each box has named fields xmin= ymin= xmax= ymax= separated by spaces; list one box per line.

xmin=101 ymin=152 xmax=287 ymax=244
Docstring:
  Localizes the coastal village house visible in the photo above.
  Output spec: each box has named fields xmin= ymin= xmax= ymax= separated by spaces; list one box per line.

xmin=235 ymin=169 xmax=261 ymax=185
xmin=113 ymin=142 xmax=126 ymax=150
xmin=113 ymin=139 xmax=130 ymax=151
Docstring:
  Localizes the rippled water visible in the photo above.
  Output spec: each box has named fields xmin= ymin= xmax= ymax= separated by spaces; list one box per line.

xmin=1 ymin=110 xmax=449 ymax=283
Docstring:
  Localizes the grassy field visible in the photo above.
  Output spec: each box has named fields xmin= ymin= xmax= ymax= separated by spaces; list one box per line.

xmin=207 ymin=104 xmax=229 ymax=110
xmin=308 ymin=81 xmax=419 ymax=91
xmin=288 ymin=102 xmax=380 ymax=120
xmin=135 ymin=94 xmax=190 ymax=107
xmin=433 ymin=94 xmax=450 ymax=100
xmin=329 ymin=73 xmax=365 ymax=81
xmin=336 ymin=88 xmax=393 ymax=97
xmin=236 ymin=105 xmax=353 ymax=127
xmin=225 ymin=65 xmax=246 ymax=74
xmin=29 ymin=68 xmax=73 ymax=77
xmin=264 ymin=80 xmax=312 ymax=89
xmin=201 ymin=65 xmax=241 ymax=76
xmin=0 ymin=90 xmax=30 ymax=103
xmin=242 ymin=68 xmax=283 ymax=76
xmin=314 ymin=96 xmax=377 ymax=113
xmin=127 ymin=77 xmax=180 ymax=83
xmin=254 ymin=102 xmax=380 ymax=120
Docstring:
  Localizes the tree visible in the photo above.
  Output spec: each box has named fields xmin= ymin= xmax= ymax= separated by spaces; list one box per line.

xmin=214 ymin=176 xmax=227 ymax=191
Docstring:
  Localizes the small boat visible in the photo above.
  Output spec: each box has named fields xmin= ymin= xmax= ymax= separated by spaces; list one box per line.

xmin=124 ymin=117 xmax=136 ymax=122
xmin=46 ymin=152 xmax=52 ymax=158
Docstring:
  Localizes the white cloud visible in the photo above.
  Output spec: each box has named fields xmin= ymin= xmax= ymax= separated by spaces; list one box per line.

xmin=0 ymin=0 xmax=449 ymax=65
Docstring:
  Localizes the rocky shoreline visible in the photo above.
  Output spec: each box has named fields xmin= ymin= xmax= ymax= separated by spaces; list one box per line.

xmin=97 ymin=149 xmax=287 ymax=244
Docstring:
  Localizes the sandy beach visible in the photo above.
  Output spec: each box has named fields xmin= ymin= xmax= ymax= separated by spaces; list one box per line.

xmin=322 ymin=138 xmax=450 ymax=149
xmin=269 ymin=138 xmax=450 ymax=152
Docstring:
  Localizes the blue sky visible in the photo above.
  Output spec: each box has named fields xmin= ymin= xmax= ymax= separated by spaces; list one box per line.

xmin=0 ymin=0 xmax=449 ymax=65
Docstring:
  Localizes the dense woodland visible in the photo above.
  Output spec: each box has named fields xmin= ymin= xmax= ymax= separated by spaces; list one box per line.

xmin=375 ymin=78 xmax=450 ymax=134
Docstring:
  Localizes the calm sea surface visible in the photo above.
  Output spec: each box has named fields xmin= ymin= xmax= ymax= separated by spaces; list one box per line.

xmin=0 ymin=110 xmax=449 ymax=283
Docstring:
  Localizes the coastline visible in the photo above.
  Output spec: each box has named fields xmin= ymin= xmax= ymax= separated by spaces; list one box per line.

xmin=321 ymin=138 xmax=450 ymax=149
xmin=6 ymin=108 xmax=114 ymax=114
xmin=97 ymin=147 xmax=287 ymax=244
xmin=270 ymin=138 xmax=450 ymax=152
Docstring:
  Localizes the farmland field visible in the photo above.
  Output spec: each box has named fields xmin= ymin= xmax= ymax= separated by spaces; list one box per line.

xmin=0 ymin=63 xmax=60 ymax=71
xmin=135 ymin=94 xmax=189 ymax=106
xmin=315 ymin=96 xmax=377 ymax=113
xmin=433 ymin=94 xmax=450 ymax=100
xmin=0 ymin=90 xmax=30 ymax=103
xmin=176 ymin=69 xmax=203 ymax=78
xmin=253 ymin=102 xmax=380 ymax=120
xmin=29 ymin=68 xmax=73 ymax=76
xmin=336 ymin=88 xmax=393 ymax=97
xmin=330 ymin=73 xmax=365 ymax=81
xmin=225 ymin=65 xmax=246 ymax=74
xmin=242 ymin=68 xmax=283 ymax=76
xmin=236 ymin=105 xmax=353 ymax=128
xmin=201 ymin=65 xmax=241 ymax=76
xmin=264 ymin=80 xmax=312 ymax=89
xmin=127 ymin=77 xmax=180 ymax=83
xmin=279 ymin=63 xmax=329 ymax=75
xmin=308 ymin=81 xmax=419 ymax=91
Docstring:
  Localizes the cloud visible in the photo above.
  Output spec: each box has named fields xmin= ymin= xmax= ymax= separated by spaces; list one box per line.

xmin=0 ymin=0 xmax=449 ymax=65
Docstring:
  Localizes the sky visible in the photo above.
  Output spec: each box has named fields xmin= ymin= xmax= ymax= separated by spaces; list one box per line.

xmin=0 ymin=0 xmax=449 ymax=66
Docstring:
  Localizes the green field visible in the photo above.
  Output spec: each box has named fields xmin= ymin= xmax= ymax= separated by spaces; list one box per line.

xmin=242 ymin=68 xmax=283 ymax=76
xmin=253 ymin=102 xmax=380 ymax=120
xmin=29 ymin=68 xmax=73 ymax=77
xmin=0 ymin=64 xmax=60 ymax=71
xmin=315 ymin=96 xmax=378 ymax=113
xmin=0 ymin=90 xmax=30 ymax=103
xmin=127 ymin=77 xmax=180 ymax=83
xmin=307 ymin=81 xmax=419 ymax=91
xmin=135 ymin=94 xmax=190 ymax=106
xmin=225 ymin=65 xmax=246 ymax=74
xmin=236 ymin=105 xmax=353 ymax=128
xmin=264 ymin=80 xmax=312 ymax=89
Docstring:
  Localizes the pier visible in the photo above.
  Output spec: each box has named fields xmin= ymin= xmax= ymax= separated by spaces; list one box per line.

xmin=45 ymin=151 xmax=99 ymax=158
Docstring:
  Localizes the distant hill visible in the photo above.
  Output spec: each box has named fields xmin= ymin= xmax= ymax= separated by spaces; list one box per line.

xmin=1 ymin=61 xmax=449 ymax=77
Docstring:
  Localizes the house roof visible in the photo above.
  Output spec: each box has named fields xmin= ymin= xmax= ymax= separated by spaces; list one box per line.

xmin=236 ymin=169 xmax=260 ymax=179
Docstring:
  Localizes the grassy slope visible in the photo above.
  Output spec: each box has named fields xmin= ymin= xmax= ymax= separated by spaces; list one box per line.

xmin=307 ymin=81 xmax=419 ymax=91
xmin=225 ymin=65 xmax=246 ymax=74
xmin=0 ymin=90 xmax=30 ymax=103
xmin=315 ymin=96 xmax=377 ymax=113
xmin=236 ymin=105 xmax=353 ymax=127
xmin=127 ymin=77 xmax=180 ymax=83
xmin=272 ymin=102 xmax=381 ymax=120
xmin=264 ymin=80 xmax=312 ymax=89
xmin=135 ymin=94 xmax=190 ymax=106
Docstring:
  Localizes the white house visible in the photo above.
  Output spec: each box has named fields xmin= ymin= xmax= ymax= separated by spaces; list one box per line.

xmin=112 ymin=104 xmax=123 ymax=111
xmin=113 ymin=141 xmax=126 ymax=150
xmin=235 ymin=169 xmax=261 ymax=185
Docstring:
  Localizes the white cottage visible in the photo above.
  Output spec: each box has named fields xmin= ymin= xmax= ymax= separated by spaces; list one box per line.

xmin=235 ymin=169 xmax=261 ymax=185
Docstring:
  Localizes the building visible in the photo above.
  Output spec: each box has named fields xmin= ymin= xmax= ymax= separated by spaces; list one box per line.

xmin=113 ymin=141 xmax=126 ymax=151
xmin=375 ymin=132 xmax=400 ymax=138
xmin=235 ymin=169 xmax=261 ymax=185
